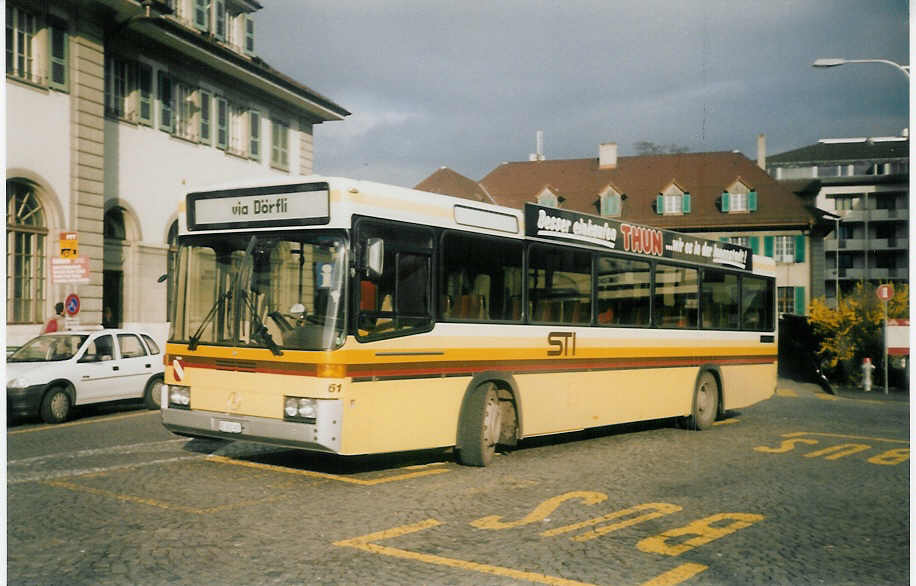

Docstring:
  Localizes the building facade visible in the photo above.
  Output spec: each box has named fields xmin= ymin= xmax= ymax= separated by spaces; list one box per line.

xmin=767 ymin=136 xmax=909 ymax=305
xmin=417 ymin=143 xmax=828 ymax=315
xmin=6 ymin=0 xmax=349 ymax=347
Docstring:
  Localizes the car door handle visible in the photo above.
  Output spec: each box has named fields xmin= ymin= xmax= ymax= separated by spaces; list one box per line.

xmin=145 ymin=364 xmax=151 ymax=368
xmin=112 ymin=366 xmax=119 ymax=371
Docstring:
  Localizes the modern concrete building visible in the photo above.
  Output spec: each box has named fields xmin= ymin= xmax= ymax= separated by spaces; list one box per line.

xmin=417 ymin=142 xmax=829 ymax=315
xmin=6 ymin=0 xmax=349 ymax=347
xmin=767 ymin=135 xmax=909 ymax=305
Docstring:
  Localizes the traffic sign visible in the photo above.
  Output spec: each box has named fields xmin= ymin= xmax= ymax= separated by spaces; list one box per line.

xmin=65 ymin=293 xmax=80 ymax=316
xmin=876 ymin=283 xmax=895 ymax=302
xmin=60 ymin=232 xmax=79 ymax=258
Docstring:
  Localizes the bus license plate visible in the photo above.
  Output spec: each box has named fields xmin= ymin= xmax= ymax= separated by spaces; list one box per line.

xmin=218 ymin=420 xmax=242 ymax=434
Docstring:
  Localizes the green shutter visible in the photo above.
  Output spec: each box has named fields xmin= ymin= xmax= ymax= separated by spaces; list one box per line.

xmin=245 ymin=15 xmax=255 ymax=55
xmin=199 ymin=90 xmax=211 ymax=145
xmin=682 ymin=193 xmax=691 ymax=213
xmin=794 ymin=235 xmax=805 ymax=262
xmin=748 ymin=190 xmax=758 ymax=212
xmin=656 ymin=195 xmax=663 ymax=215
xmin=749 ymin=237 xmax=760 ymax=254
xmin=763 ymin=236 xmax=774 ymax=258
xmin=794 ymin=287 xmax=806 ymax=315
xmin=194 ymin=0 xmax=209 ymax=31
xmin=719 ymin=237 xmax=729 ymax=243
xmin=721 ymin=192 xmax=730 ymax=212
xmin=216 ymin=97 xmax=228 ymax=149
xmin=48 ymin=25 xmax=68 ymax=91
xmin=158 ymin=71 xmax=173 ymax=133
xmin=138 ymin=64 xmax=152 ymax=125
xmin=249 ymin=110 xmax=261 ymax=160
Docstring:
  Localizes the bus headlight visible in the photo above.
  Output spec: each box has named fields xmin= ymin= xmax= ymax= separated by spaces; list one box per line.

xmin=168 ymin=385 xmax=191 ymax=409
xmin=284 ymin=396 xmax=317 ymax=423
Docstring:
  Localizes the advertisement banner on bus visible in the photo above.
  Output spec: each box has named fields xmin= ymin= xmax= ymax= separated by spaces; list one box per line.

xmin=524 ymin=203 xmax=752 ymax=271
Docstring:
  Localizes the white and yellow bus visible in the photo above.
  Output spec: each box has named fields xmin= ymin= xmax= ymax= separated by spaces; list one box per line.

xmin=161 ymin=176 xmax=777 ymax=466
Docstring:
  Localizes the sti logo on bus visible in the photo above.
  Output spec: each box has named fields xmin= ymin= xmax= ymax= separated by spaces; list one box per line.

xmin=548 ymin=332 xmax=576 ymax=356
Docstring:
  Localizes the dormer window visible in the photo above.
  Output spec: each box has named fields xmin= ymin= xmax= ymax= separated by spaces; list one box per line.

xmin=721 ymin=181 xmax=757 ymax=213
xmin=185 ymin=0 xmax=255 ymax=56
xmin=598 ymin=185 xmax=623 ymax=217
xmin=536 ymin=186 xmax=561 ymax=208
xmin=655 ymin=183 xmax=690 ymax=215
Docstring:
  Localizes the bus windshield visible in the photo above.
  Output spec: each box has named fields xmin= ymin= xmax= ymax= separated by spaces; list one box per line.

xmin=170 ymin=232 xmax=347 ymax=351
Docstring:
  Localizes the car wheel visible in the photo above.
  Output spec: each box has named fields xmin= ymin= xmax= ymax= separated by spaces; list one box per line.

xmin=144 ymin=375 xmax=164 ymax=410
xmin=40 ymin=387 xmax=71 ymax=424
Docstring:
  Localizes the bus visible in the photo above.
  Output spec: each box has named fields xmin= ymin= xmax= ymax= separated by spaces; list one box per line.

xmin=161 ymin=176 xmax=777 ymax=466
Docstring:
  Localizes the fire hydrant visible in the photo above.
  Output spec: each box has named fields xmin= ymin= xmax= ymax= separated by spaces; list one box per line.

xmin=861 ymin=357 xmax=876 ymax=392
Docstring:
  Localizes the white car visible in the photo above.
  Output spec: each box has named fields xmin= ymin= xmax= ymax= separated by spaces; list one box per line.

xmin=6 ymin=329 xmax=165 ymax=424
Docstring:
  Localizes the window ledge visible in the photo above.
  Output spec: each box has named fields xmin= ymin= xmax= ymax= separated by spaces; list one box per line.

xmin=7 ymin=73 xmax=49 ymax=92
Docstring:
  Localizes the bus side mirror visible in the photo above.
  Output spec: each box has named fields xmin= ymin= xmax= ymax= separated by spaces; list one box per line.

xmin=365 ymin=238 xmax=384 ymax=279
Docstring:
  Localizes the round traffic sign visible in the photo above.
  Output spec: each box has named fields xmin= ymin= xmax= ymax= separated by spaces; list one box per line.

xmin=876 ymin=284 xmax=894 ymax=302
xmin=64 ymin=293 xmax=80 ymax=316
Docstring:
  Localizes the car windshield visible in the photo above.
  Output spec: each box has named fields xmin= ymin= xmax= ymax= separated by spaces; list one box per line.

xmin=8 ymin=334 xmax=89 ymax=362
xmin=169 ymin=231 xmax=348 ymax=351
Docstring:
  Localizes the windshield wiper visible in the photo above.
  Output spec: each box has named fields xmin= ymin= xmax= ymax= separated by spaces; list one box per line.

xmin=239 ymin=289 xmax=283 ymax=356
xmin=188 ymin=236 xmax=256 ymax=351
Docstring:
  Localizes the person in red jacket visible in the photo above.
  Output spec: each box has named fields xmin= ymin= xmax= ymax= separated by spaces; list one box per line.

xmin=41 ymin=302 xmax=65 ymax=334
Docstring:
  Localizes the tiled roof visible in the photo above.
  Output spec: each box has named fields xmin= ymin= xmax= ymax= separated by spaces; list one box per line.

xmin=478 ymin=151 xmax=816 ymax=231
xmin=767 ymin=139 xmax=909 ymax=165
xmin=415 ymin=167 xmax=492 ymax=203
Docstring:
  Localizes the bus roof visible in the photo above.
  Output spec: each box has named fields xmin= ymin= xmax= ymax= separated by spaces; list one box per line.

xmin=181 ymin=175 xmax=772 ymax=275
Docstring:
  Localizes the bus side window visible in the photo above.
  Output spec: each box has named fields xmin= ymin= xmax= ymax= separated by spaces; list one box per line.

xmin=440 ymin=232 xmax=522 ymax=323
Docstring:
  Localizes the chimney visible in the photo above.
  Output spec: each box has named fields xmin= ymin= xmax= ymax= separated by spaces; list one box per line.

xmin=599 ymin=142 xmax=617 ymax=169
xmin=756 ymin=133 xmax=766 ymax=169
xmin=530 ymin=130 xmax=546 ymax=161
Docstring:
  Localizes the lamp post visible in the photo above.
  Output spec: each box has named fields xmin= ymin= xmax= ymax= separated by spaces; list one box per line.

xmin=812 ymin=58 xmax=910 ymax=79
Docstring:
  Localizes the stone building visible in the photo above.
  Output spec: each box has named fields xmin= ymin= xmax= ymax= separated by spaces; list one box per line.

xmin=6 ymin=0 xmax=349 ymax=347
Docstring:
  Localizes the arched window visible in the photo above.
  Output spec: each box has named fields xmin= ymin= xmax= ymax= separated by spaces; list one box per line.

xmin=104 ymin=207 xmax=127 ymax=240
xmin=7 ymin=180 xmax=48 ymax=323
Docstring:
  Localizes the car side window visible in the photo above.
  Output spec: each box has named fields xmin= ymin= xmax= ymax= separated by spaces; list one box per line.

xmin=118 ymin=334 xmax=147 ymax=358
xmin=81 ymin=334 xmax=116 ymax=362
xmin=141 ymin=334 xmax=161 ymax=355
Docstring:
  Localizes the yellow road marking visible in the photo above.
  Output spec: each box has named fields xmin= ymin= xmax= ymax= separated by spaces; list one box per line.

xmin=712 ymin=418 xmax=739 ymax=426
xmin=42 ymin=478 xmax=290 ymax=514
xmin=206 ymin=454 xmax=449 ymax=485
xmin=783 ymin=431 xmax=909 ymax=445
xmin=334 ymin=519 xmax=596 ymax=586
xmin=7 ymin=410 xmax=154 ymax=435
xmin=640 ymin=563 xmax=708 ymax=586
xmin=814 ymin=394 xmax=838 ymax=401
xmin=775 ymin=389 xmax=798 ymax=397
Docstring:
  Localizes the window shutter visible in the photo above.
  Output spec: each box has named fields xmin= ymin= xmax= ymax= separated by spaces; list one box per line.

xmin=137 ymin=64 xmax=152 ymax=125
xmin=158 ymin=71 xmax=173 ymax=133
xmin=249 ymin=110 xmax=261 ymax=160
xmin=214 ymin=0 xmax=226 ymax=40
xmin=682 ymin=193 xmax=691 ymax=214
xmin=656 ymin=195 xmax=663 ymax=215
xmin=794 ymin=287 xmax=806 ymax=315
xmin=194 ymin=0 xmax=209 ymax=31
xmin=48 ymin=25 xmax=68 ymax=91
xmin=794 ymin=235 xmax=805 ymax=262
xmin=719 ymin=237 xmax=729 ymax=243
xmin=244 ymin=15 xmax=255 ymax=55
xmin=749 ymin=237 xmax=760 ymax=255
xmin=763 ymin=236 xmax=774 ymax=258
xmin=216 ymin=97 xmax=228 ymax=149
xmin=199 ymin=90 xmax=212 ymax=145
xmin=721 ymin=192 xmax=730 ymax=212
xmin=748 ymin=190 xmax=758 ymax=212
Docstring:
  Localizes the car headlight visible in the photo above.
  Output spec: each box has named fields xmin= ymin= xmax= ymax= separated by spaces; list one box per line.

xmin=284 ymin=396 xmax=317 ymax=423
xmin=7 ymin=377 xmax=28 ymax=389
xmin=168 ymin=385 xmax=191 ymax=409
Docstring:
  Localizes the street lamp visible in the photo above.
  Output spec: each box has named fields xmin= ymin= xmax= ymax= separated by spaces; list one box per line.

xmin=812 ymin=58 xmax=910 ymax=79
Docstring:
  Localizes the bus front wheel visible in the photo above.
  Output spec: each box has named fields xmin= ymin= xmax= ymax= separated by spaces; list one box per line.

xmin=685 ymin=372 xmax=719 ymax=430
xmin=457 ymin=383 xmax=502 ymax=466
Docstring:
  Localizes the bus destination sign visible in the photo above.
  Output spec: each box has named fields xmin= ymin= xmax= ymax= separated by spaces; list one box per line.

xmin=524 ymin=203 xmax=752 ymax=271
xmin=188 ymin=182 xmax=330 ymax=231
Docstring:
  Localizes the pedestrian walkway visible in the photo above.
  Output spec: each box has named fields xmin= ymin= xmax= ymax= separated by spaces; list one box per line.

xmin=776 ymin=377 xmax=909 ymax=404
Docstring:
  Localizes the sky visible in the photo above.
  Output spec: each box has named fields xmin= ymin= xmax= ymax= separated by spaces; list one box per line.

xmin=256 ymin=1 xmax=910 ymax=188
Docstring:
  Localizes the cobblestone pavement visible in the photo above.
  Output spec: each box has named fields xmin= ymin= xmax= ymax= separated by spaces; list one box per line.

xmin=6 ymin=378 xmax=909 ymax=585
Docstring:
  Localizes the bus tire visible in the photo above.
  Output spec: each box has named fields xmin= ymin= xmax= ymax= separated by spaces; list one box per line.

xmin=685 ymin=371 xmax=718 ymax=430
xmin=456 ymin=383 xmax=502 ymax=467
xmin=40 ymin=386 xmax=71 ymax=424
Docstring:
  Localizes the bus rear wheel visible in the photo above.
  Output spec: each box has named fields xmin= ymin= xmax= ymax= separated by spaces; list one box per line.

xmin=685 ymin=372 xmax=719 ymax=430
xmin=457 ymin=383 xmax=502 ymax=466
